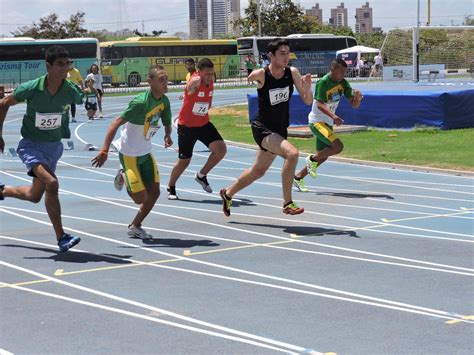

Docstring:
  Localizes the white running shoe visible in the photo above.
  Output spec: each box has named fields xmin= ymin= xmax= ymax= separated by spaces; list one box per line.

xmin=127 ymin=225 xmax=153 ymax=240
xmin=114 ymin=169 xmax=125 ymax=191
xmin=306 ymin=155 xmax=318 ymax=178
xmin=195 ymin=173 xmax=212 ymax=193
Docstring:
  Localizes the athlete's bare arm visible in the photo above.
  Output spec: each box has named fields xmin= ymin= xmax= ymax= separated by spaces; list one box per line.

xmin=91 ymin=116 xmax=126 ymax=167
xmin=248 ymin=68 xmax=265 ymax=89
xmin=187 ymin=75 xmax=202 ymax=96
xmin=349 ymin=89 xmax=363 ymax=108
xmin=290 ymin=67 xmax=313 ymax=105
xmin=0 ymin=95 xmax=18 ymax=153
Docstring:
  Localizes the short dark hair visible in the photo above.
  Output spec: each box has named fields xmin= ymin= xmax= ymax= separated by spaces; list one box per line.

xmin=185 ymin=58 xmax=195 ymax=65
xmin=45 ymin=46 xmax=70 ymax=65
xmin=332 ymin=58 xmax=348 ymax=68
xmin=148 ymin=65 xmax=166 ymax=78
xmin=267 ymin=38 xmax=290 ymax=55
xmin=197 ymin=58 xmax=214 ymax=70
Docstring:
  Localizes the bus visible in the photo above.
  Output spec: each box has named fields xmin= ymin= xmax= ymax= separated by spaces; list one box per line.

xmin=0 ymin=37 xmax=100 ymax=89
xmin=237 ymin=34 xmax=357 ymax=76
xmin=100 ymin=37 xmax=240 ymax=86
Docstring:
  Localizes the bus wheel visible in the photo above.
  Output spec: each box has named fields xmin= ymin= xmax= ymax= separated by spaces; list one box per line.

xmin=128 ymin=73 xmax=141 ymax=87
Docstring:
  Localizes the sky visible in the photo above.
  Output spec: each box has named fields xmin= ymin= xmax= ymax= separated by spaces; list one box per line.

xmin=0 ymin=0 xmax=472 ymax=37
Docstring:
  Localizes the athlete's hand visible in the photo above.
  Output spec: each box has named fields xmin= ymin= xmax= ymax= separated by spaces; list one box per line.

xmin=333 ymin=116 xmax=344 ymax=126
xmin=91 ymin=150 xmax=108 ymax=168
xmin=301 ymin=74 xmax=312 ymax=90
xmin=0 ymin=136 xmax=4 ymax=153
xmin=353 ymin=89 xmax=363 ymax=102
xmin=164 ymin=134 xmax=173 ymax=148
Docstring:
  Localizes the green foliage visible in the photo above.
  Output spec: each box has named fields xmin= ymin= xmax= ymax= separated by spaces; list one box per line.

xmin=12 ymin=12 xmax=88 ymax=39
xmin=235 ymin=0 xmax=318 ymax=36
xmin=355 ymin=32 xmax=385 ymax=49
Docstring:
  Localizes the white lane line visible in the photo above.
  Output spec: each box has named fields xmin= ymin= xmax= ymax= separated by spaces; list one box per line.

xmin=73 ymin=122 xmax=91 ymax=145
xmin=51 ymin=161 xmax=474 ymax=238
xmin=155 ymin=141 xmax=474 ymax=180
xmin=1 ymin=210 xmax=472 ymax=324
xmin=345 ymin=176 xmax=474 ymax=188
xmin=3 ymin=205 xmax=472 ymax=277
xmin=0 ymin=283 xmax=299 ymax=354
xmin=0 ymin=265 xmax=308 ymax=354
xmin=319 ymin=174 xmax=474 ymax=195
xmin=2 ymin=168 xmax=472 ymax=245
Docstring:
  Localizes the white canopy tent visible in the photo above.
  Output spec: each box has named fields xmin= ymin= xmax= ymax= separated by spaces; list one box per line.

xmin=336 ymin=45 xmax=380 ymax=67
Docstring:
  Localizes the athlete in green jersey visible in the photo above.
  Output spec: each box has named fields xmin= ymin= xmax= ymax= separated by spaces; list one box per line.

xmin=0 ymin=46 xmax=84 ymax=253
xmin=293 ymin=58 xmax=363 ymax=192
xmin=92 ymin=65 xmax=172 ymax=239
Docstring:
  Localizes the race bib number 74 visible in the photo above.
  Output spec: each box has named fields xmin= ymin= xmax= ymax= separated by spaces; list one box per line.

xmin=35 ymin=113 xmax=62 ymax=130
xmin=192 ymin=102 xmax=209 ymax=116
xmin=269 ymin=86 xmax=289 ymax=106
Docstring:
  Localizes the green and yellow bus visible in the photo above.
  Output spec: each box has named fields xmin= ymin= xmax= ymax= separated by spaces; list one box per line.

xmin=100 ymin=37 xmax=240 ymax=86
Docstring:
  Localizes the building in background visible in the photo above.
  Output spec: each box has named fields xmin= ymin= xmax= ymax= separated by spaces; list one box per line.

xmin=306 ymin=3 xmax=323 ymax=26
xmin=189 ymin=0 xmax=208 ymax=39
xmin=330 ymin=2 xmax=348 ymax=27
xmin=229 ymin=0 xmax=241 ymax=35
xmin=211 ymin=0 xmax=240 ymax=38
xmin=355 ymin=2 xmax=373 ymax=33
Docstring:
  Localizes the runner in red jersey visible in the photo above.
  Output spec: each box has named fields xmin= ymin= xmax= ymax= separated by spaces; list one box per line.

xmin=167 ymin=58 xmax=227 ymax=200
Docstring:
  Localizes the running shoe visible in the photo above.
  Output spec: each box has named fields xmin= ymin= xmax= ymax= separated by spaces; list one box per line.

xmin=127 ymin=225 xmax=153 ymax=240
xmin=293 ymin=178 xmax=310 ymax=192
xmin=195 ymin=173 xmax=212 ymax=193
xmin=0 ymin=183 xmax=4 ymax=200
xmin=306 ymin=155 xmax=318 ymax=178
xmin=283 ymin=201 xmax=304 ymax=215
xmin=58 ymin=233 xmax=81 ymax=253
xmin=167 ymin=186 xmax=178 ymax=200
xmin=220 ymin=189 xmax=232 ymax=217
xmin=114 ymin=168 xmax=125 ymax=191
xmin=71 ymin=118 xmax=77 ymax=123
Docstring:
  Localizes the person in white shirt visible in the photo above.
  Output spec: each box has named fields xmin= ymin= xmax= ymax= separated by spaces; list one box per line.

xmin=86 ymin=64 xmax=104 ymax=117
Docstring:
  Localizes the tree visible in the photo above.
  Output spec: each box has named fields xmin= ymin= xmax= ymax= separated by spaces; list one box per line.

xmin=235 ymin=0 xmax=317 ymax=37
xmin=132 ymin=29 xmax=167 ymax=37
xmin=464 ymin=15 xmax=474 ymax=25
xmin=355 ymin=32 xmax=385 ymax=49
xmin=12 ymin=12 xmax=88 ymax=39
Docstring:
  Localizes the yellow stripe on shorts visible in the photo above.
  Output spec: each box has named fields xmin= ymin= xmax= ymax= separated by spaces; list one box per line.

xmin=122 ymin=155 xmax=145 ymax=193
xmin=149 ymin=153 xmax=160 ymax=184
xmin=314 ymin=122 xmax=337 ymax=143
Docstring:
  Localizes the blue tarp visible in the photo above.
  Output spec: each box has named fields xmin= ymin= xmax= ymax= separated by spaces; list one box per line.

xmin=247 ymin=89 xmax=474 ymax=129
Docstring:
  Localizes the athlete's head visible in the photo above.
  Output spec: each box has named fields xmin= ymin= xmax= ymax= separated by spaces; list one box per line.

xmin=185 ymin=58 xmax=196 ymax=73
xmin=148 ymin=65 xmax=168 ymax=94
xmin=197 ymin=58 xmax=214 ymax=86
xmin=45 ymin=46 xmax=71 ymax=79
xmin=330 ymin=58 xmax=348 ymax=82
xmin=267 ymin=38 xmax=290 ymax=67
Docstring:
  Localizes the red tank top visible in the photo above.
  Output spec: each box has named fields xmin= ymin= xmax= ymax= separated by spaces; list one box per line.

xmin=178 ymin=73 xmax=214 ymax=127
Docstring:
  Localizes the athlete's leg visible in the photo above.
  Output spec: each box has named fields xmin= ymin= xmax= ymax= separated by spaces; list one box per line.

xmin=261 ymin=133 xmax=299 ymax=205
xmin=225 ymin=147 xmax=276 ymax=198
xmin=199 ymin=140 xmax=226 ymax=176
xmin=312 ymin=139 xmax=343 ymax=162
xmin=129 ymin=182 xmax=160 ymax=227
xmin=168 ymin=158 xmax=191 ymax=187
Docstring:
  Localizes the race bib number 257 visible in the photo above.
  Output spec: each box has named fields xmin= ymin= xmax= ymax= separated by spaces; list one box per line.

xmin=35 ymin=113 xmax=62 ymax=130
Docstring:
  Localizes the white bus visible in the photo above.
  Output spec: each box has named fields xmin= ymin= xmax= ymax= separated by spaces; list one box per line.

xmin=237 ymin=34 xmax=357 ymax=76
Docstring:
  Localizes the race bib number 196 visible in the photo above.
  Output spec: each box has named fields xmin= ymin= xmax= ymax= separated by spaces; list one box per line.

xmin=35 ymin=113 xmax=62 ymax=130
xmin=269 ymin=86 xmax=289 ymax=106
